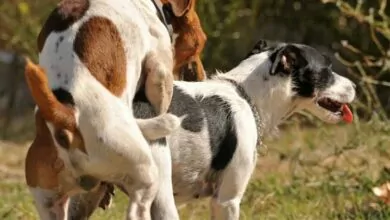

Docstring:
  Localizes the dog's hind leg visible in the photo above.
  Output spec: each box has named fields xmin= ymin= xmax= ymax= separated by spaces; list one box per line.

xmin=150 ymin=142 xmax=180 ymax=220
xmin=143 ymin=51 xmax=174 ymax=115
xmin=29 ymin=187 xmax=69 ymax=220
xmin=210 ymin=150 xmax=257 ymax=220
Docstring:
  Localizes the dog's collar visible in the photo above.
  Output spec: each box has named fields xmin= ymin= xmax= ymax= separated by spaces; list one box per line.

xmin=222 ymin=78 xmax=263 ymax=148
xmin=151 ymin=0 xmax=174 ymax=42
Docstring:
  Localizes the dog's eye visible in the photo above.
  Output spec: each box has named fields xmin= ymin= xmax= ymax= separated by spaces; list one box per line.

xmin=55 ymin=129 xmax=71 ymax=149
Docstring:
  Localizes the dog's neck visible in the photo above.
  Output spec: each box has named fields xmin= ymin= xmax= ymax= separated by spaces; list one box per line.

xmin=217 ymin=52 xmax=298 ymax=133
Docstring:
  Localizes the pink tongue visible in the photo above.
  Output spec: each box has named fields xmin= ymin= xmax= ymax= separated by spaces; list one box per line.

xmin=342 ymin=104 xmax=353 ymax=123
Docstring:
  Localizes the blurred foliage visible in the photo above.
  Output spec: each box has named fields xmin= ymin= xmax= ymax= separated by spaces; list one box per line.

xmin=0 ymin=0 xmax=53 ymax=60
xmin=323 ymin=0 xmax=390 ymax=121
xmin=0 ymin=0 xmax=389 ymax=121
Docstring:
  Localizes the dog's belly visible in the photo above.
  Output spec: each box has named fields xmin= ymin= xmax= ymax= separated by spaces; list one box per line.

xmin=168 ymin=130 xmax=213 ymax=203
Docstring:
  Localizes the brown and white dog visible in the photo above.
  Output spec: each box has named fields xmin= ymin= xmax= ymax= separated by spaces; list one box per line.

xmin=24 ymin=0 xmax=206 ymax=219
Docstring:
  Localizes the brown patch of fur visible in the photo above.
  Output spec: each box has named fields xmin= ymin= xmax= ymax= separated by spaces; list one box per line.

xmin=38 ymin=0 xmax=90 ymax=52
xmin=25 ymin=113 xmax=63 ymax=188
xmin=74 ymin=16 xmax=127 ymax=97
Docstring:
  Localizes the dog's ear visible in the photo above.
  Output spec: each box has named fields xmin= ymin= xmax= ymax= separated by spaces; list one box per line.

xmin=245 ymin=40 xmax=268 ymax=58
xmin=245 ymin=39 xmax=282 ymax=58
xmin=269 ymin=45 xmax=308 ymax=75
xmin=166 ymin=0 xmax=191 ymax=17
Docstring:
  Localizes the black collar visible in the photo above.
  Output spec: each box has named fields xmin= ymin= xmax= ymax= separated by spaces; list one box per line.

xmin=151 ymin=0 xmax=174 ymax=42
xmin=223 ymin=78 xmax=263 ymax=148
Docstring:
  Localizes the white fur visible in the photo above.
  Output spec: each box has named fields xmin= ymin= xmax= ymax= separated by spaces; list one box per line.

xmin=29 ymin=187 xmax=62 ymax=220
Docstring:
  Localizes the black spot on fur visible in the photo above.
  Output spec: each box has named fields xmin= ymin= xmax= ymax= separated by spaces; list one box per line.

xmin=272 ymin=44 xmax=335 ymax=97
xmin=53 ymin=88 xmax=75 ymax=106
xmin=55 ymin=36 xmax=64 ymax=53
xmin=133 ymin=85 xmax=204 ymax=144
xmin=249 ymin=39 xmax=337 ymax=97
xmin=57 ymin=73 xmax=61 ymax=78
xmin=198 ymin=95 xmax=237 ymax=171
xmin=38 ymin=0 xmax=90 ymax=52
xmin=292 ymin=67 xmax=335 ymax=97
xmin=133 ymin=86 xmax=237 ymax=171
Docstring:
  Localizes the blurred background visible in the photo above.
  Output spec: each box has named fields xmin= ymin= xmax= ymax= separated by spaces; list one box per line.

xmin=1 ymin=0 xmax=390 ymax=219
xmin=1 ymin=0 xmax=389 ymax=140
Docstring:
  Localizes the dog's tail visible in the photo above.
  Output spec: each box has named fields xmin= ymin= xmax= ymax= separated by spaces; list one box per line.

xmin=24 ymin=58 xmax=76 ymax=130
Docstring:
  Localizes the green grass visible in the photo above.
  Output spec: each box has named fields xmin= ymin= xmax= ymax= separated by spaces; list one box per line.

xmin=1 ymin=122 xmax=390 ymax=219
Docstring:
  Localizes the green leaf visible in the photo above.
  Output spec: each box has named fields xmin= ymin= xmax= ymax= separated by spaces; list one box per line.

xmin=18 ymin=2 xmax=29 ymax=16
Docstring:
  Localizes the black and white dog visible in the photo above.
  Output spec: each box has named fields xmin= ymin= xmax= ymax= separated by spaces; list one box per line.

xmin=72 ymin=40 xmax=356 ymax=219
xmin=132 ymin=39 xmax=356 ymax=220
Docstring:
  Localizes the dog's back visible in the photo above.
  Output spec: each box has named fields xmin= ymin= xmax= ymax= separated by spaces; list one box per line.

xmin=38 ymin=0 xmax=172 ymax=101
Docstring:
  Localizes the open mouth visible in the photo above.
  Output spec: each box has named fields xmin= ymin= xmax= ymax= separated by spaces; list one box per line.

xmin=317 ymin=97 xmax=353 ymax=123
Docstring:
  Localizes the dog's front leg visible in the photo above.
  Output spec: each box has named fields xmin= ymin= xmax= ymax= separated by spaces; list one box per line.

xmin=143 ymin=52 xmax=174 ymax=115
xmin=29 ymin=187 xmax=70 ymax=220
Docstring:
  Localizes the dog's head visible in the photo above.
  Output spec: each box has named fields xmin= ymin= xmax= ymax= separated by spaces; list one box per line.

xmin=160 ymin=0 xmax=207 ymax=81
xmin=245 ymin=39 xmax=356 ymax=124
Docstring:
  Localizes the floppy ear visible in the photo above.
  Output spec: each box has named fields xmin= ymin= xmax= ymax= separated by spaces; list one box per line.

xmin=166 ymin=0 xmax=191 ymax=17
xmin=270 ymin=45 xmax=308 ymax=75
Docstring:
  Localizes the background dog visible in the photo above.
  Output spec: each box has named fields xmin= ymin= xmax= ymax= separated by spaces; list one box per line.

xmin=132 ymin=39 xmax=355 ymax=219
xmin=24 ymin=0 xmax=204 ymax=219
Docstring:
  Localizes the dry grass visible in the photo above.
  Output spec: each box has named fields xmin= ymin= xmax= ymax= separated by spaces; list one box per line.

xmin=1 ymin=122 xmax=390 ymax=219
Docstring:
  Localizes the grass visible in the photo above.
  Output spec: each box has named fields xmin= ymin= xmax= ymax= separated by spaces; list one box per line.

xmin=1 ymin=121 xmax=390 ymax=219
